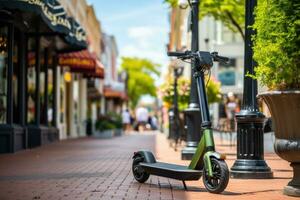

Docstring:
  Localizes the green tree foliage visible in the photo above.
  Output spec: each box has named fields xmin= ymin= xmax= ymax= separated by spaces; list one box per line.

xmin=165 ymin=0 xmax=245 ymax=40
xmin=252 ymin=0 xmax=300 ymax=89
xmin=121 ymin=57 xmax=160 ymax=109
xmin=160 ymin=76 xmax=190 ymax=110
xmin=160 ymin=75 xmax=221 ymax=110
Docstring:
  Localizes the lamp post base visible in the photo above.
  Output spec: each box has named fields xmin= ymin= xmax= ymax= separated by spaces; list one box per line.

xmin=230 ymin=159 xmax=273 ymax=179
xmin=181 ymin=143 xmax=198 ymax=160
xmin=181 ymin=106 xmax=201 ymax=160
xmin=230 ymin=110 xmax=273 ymax=179
xmin=284 ymin=186 xmax=300 ymax=197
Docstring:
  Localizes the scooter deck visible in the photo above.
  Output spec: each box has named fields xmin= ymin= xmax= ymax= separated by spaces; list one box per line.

xmin=140 ymin=162 xmax=202 ymax=181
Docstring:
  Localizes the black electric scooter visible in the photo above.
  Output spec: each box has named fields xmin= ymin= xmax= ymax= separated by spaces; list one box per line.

xmin=132 ymin=50 xmax=230 ymax=194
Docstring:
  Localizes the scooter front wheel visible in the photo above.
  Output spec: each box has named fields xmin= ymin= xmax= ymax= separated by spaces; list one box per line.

xmin=203 ymin=158 xmax=229 ymax=194
xmin=132 ymin=156 xmax=150 ymax=183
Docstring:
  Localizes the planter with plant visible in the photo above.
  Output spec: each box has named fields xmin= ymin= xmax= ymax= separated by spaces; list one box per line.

xmin=107 ymin=112 xmax=123 ymax=136
xmin=253 ymin=0 xmax=300 ymax=196
xmin=93 ymin=112 xmax=124 ymax=138
xmin=94 ymin=116 xmax=116 ymax=139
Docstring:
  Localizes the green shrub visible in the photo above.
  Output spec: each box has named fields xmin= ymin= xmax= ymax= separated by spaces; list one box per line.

xmin=252 ymin=0 xmax=300 ymax=90
xmin=95 ymin=116 xmax=116 ymax=131
xmin=107 ymin=112 xmax=122 ymax=129
xmin=95 ymin=113 xmax=122 ymax=131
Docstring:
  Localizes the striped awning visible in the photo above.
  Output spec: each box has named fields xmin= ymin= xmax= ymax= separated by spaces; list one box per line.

xmin=59 ymin=50 xmax=104 ymax=78
xmin=104 ymin=87 xmax=127 ymax=99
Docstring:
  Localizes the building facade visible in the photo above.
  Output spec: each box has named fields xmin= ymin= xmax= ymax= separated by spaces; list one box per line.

xmin=101 ymin=33 xmax=127 ymax=114
xmin=58 ymin=0 xmax=105 ymax=139
xmin=0 ymin=0 xmax=87 ymax=153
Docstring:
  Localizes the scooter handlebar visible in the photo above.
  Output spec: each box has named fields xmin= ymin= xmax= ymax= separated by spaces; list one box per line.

xmin=167 ymin=51 xmax=187 ymax=57
xmin=211 ymin=52 xmax=229 ymax=63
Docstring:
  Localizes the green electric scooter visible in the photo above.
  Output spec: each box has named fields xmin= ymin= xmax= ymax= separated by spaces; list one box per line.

xmin=132 ymin=50 xmax=230 ymax=194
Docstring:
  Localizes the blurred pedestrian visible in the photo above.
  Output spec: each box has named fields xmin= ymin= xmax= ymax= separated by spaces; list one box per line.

xmin=122 ymin=109 xmax=131 ymax=132
xmin=136 ymin=106 xmax=148 ymax=132
xmin=225 ymin=92 xmax=238 ymax=131
xmin=151 ymin=115 xmax=158 ymax=130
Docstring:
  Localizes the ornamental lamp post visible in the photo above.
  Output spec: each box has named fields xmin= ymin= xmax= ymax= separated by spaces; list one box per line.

xmin=172 ymin=65 xmax=184 ymax=150
xmin=179 ymin=0 xmax=202 ymax=160
xmin=230 ymin=0 xmax=273 ymax=179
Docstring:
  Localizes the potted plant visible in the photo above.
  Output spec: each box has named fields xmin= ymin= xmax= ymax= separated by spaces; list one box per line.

xmin=107 ymin=112 xmax=123 ymax=136
xmin=253 ymin=0 xmax=300 ymax=196
xmin=94 ymin=116 xmax=116 ymax=139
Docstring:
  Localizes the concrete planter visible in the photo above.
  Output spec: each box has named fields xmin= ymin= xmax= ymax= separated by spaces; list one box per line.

xmin=258 ymin=91 xmax=300 ymax=197
xmin=93 ymin=129 xmax=115 ymax=139
xmin=114 ymin=129 xmax=123 ymax=137
xmin=0 ymin=124 xmax=26 ymax=153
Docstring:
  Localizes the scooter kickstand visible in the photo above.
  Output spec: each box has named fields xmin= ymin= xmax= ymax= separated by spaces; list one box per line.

xmin=182 ymin=181 xmax=187 ymax=190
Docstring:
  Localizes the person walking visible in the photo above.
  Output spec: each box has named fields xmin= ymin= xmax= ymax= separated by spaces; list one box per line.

xmin=122 ymin=109 xmax=131 ymax=133
xmin=225 ymin=92 xmax=238 ymax=132
xmin=135 ymin=106 xmax=148 ymax=132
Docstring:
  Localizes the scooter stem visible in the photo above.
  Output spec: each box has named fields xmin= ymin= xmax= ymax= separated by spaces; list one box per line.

xmin=194 ymin=72 xmax=211 ymax=128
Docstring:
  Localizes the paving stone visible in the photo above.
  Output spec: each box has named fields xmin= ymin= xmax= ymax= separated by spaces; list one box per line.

xmin=0 ymin=131 xmax=295 ymax=200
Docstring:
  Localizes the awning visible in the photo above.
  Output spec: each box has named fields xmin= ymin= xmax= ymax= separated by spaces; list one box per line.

xmin=58 ymin=50 xmax=104 ymax=78
xmin=0 ymin=0 xmax=87 ymax=50
xmin=104 ymin=87 xmax=127 ymax=100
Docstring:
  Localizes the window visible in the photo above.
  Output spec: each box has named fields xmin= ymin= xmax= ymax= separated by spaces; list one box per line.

xmin=218 ymin=58 xmax=237 ymax=86
xmin=0 ymin=25 xmax=8 ymax=124
xmin=13 ymin=29 xmax=20 ymax=124
xmin=47 ymin=66 xmax=54 ymax=126
xmin=27 ymin=38 xmax=36 ymax=124
xmin=39 ymin=49 xmax=45 ymax=124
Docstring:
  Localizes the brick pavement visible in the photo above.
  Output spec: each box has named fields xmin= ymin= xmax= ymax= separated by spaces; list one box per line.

xmin=0 ymin=132 xmax=295 ymax=200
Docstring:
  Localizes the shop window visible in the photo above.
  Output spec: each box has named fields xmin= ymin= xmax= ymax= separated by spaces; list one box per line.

xmin=13 ymin=29 xmax=20 ymax=124
xmin=218 ymin=58 xmax=237 ymax=86
xmin=48 ymin=67 xmax=53 ymax=126
xmin=27 ymin=38 xmax=36 ymax=124
xmin=60 ymin=69 xmax=65 ymax=124
xmin=39 ymin=49 xmax=45 ymax=124
xmin=0 ymin=25 xmax=8 ymax=124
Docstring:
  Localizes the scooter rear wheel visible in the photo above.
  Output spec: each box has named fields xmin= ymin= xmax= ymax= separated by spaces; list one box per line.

xmin=203 ymin=158 xmax=229 ymax=194
xmin=132 ymin=156 xmax=150 ymax=183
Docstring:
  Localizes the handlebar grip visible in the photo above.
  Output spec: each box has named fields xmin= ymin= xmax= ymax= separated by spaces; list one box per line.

xmin=215 ymin=55 xmax=229 ymax=62
xmin=167 ymin=51 xmax=187 ymax=57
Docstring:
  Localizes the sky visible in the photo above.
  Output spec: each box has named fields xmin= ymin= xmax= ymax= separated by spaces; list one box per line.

xmin=86 ymin=0 xmax=170 ymax=72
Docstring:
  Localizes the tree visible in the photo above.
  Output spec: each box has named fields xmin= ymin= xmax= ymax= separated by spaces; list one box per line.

xmin=251 ymin=0 xmax=300 ymax=89
xmin=165 ymin=0 xmax=245 ymax=40
xmin=121 ymin=57 xmax=160 ymax=109
xmin=160 ymin=75 xmax=221 ymax=110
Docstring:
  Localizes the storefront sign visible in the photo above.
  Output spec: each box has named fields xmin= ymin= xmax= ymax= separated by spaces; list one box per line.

xmin=21 ymin=0 xmax=71 ymax=29
xmin=58 ymin=57 xmax=95 ymax=70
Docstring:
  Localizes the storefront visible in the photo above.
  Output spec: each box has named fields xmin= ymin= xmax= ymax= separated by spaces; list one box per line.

xmin=0 ymin=0 xmax=87 ymax=153
xmin=104 ymin=85 xmax=127 ymax=114
xmin=57 ymin=50 xmax=104 ymax=139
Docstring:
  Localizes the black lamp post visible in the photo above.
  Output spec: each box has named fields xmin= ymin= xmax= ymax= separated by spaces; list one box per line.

xmin=181 ymin=0 xmax=202 ymax=160
xmin=172 ymin=65 xmax=184 ymax=150
xmin=230 ymin=0 xmax=273 ymax=179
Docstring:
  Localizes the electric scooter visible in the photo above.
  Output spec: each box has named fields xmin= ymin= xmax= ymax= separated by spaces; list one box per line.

xmin=132 ymin=50 xmax=230 ymax=194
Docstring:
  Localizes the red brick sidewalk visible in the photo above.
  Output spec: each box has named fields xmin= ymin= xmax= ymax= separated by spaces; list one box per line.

xmin=0 ymin=132 xmax=294 ymax=200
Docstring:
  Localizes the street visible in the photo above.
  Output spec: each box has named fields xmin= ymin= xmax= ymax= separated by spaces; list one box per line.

xmin=0 ymin=132 xmax=293 ymax=200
